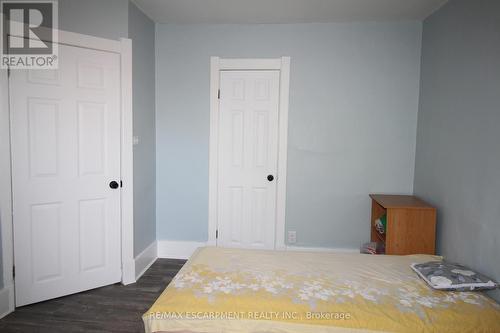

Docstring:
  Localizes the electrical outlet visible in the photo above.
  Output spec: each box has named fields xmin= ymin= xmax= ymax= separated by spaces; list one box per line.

xmin=133 ymin=136 xmax=140 ymax=145
xmin=288 ymin=230 xmax=297 ymax=244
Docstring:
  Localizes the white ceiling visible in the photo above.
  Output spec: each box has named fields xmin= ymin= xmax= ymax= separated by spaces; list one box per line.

xmin=132 ymin=0 xmax=448 ymax=24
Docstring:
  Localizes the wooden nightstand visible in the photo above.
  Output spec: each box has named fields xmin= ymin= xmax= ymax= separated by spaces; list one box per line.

xmin=370 ymin=194 xmax=436 ymax=255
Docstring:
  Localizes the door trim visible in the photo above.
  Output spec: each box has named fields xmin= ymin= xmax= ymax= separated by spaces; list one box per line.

xmin=0 ymin=66 xmax=14 ymax=318
xmin=120 ymin=37 xmax=135 ymax=286
xmin=0 ymin=29 xmax=134 ymax=315
xmin=208 ymin=57 xmax=290 ymax=250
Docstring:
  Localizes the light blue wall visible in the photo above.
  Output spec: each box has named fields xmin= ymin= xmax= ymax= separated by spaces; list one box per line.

xmin=155 ymin=22 xmax=423 ymax=247
xmin=129 ymin=1 xmax=157 ymax=256
xmin=414 ymin=0 xmax=500 ymax=302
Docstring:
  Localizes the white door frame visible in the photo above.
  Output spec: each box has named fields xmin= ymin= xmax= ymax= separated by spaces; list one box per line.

xmin=0 ymin=29 xmax=134 ymax=317
xmin=208 ymin=57 xmax=290 ymax=250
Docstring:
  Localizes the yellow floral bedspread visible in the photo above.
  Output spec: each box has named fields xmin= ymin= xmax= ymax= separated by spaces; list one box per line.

xmin=143 ymin=247 xmax=500 ymax=333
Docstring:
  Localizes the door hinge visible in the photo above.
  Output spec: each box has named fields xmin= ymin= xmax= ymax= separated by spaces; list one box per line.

xmin=217 ymin=89 xmax=220 ymax=99
xmin=120 ymin=180 xmax=123 ymax=187
xmin=216 ymin=229 xmax=218 ymax=239
xmin=12 ymin=266 xmax=15 ymax=279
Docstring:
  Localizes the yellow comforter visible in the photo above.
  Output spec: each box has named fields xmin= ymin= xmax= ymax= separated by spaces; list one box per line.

xmin=143 ymin=247 xmax=500 ymax=333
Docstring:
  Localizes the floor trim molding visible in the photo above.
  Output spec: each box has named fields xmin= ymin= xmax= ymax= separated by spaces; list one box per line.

xmin=134 ymin=241 xmax=158 ymax=281
xmin=0 ymin=283 xmax=15 ymax=319
xmin=156 ymin=240 xmax=359 ymax=259
xmin=157 ymin=240 xmax=207 ymax=260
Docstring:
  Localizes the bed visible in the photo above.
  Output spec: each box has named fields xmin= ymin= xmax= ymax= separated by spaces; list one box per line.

xmin=143 ymin=247 xmax=500 ymax=333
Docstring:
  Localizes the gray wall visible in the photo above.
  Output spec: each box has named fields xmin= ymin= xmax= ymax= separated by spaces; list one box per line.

xmin=129 ymin=1 xmax=157 ymax=256
xmin=155 ymin=22 xmax=422 ymax=247
xmin=414 ymin=0 xmax=500 ymax=302
xmin=59 ymin=0 xmax=128 ymax=40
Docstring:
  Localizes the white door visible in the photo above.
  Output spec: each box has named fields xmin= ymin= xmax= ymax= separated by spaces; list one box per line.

xmin=10 ymin=44 xmax=122 ymax=306
xmin=217 ymin=70 xmax=280 ymax=249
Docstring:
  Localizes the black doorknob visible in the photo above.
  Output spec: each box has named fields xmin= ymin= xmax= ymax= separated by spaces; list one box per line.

xmin=109 ymin=181 xmax=119 ymax=189
xmin=267 ymin=175 xmax=274 ymax=182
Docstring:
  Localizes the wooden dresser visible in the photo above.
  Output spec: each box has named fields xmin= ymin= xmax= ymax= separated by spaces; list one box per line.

xmin=370 ymin=194 xmax=436 ymax=255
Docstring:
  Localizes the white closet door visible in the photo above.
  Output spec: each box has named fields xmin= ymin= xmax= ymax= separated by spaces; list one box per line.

xmin=10 ymin=44 xmax=122 ymax=306
xmin=217 ymin=70 xmax=280 ymax=250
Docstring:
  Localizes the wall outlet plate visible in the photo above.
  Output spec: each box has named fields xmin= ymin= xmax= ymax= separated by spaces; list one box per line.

xmin=288 ymin=230 xmax=297 ymax=244
xmin=133 ymin=136 xmax=139 ymax=145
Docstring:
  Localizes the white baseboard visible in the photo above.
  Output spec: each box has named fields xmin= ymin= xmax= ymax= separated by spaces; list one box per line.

xmin=285 ymin=245 xmax=359 ymax=253
xmin=135 ymin=241 xmax=158 ymax=281
xmin=0 ymin=283 xmax=14 ymax=319
xmin=156 ymin=240 xmax=358 ymax=259
xmin=157 ymin=240 xmax=207 ymax=260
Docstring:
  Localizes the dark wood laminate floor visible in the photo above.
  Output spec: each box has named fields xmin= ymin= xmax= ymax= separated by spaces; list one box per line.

xmin=0 ymin=259 xmax=186 ymax=333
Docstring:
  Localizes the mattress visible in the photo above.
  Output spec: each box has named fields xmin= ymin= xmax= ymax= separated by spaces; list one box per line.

xmin=143 ymin=247 xmax=500 ymax=333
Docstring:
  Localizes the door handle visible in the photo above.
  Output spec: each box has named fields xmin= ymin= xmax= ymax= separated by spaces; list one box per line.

xmin=267 ymin=175 xmax=274 ymax=182
xmin=109 ymin=181 xmax=119 ymax=189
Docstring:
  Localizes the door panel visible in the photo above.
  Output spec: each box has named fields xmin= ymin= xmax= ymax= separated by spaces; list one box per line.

xmin=79 ymin=198 xmax=107 ymax=272
xmin=77 ymin=101 xmax=106 ymax=175
xmin=10 ymin=44 xmax=121 ymax=306
xmin=31 ymin=203 xmax=62 ymax=283
xmin=217 ymin=71 xmax=280 ymax=250
xmin=28 ymin=98 xmax=59 ymax=177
